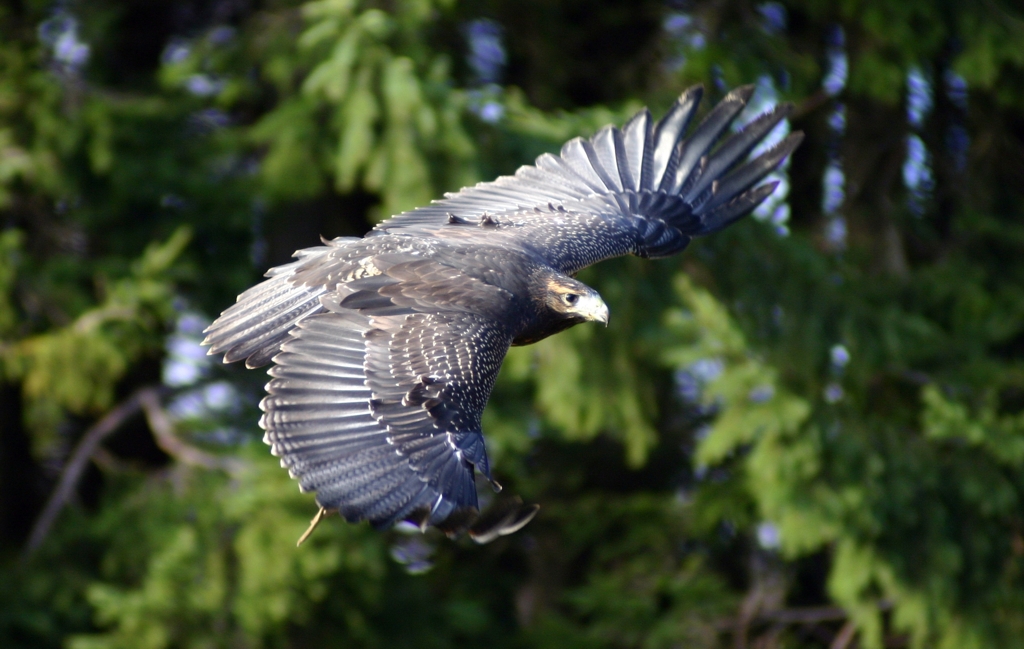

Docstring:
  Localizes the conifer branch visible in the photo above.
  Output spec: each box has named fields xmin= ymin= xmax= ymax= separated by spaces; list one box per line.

xmin=138 ymin=390 xmax=244 ymax=475
xmin=23 ymin=388 xmax=151 ymax=558
xmin=23 ymin=386 xmax=244 ymax=558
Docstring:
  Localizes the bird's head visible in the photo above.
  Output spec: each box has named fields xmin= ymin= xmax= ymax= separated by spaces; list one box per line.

xmin=541 ymin=275 xmax=609 ymax=326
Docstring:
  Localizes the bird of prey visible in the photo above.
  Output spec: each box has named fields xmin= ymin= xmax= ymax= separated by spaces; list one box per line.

xmin=204 ymin=85 xmax=801 ymax=543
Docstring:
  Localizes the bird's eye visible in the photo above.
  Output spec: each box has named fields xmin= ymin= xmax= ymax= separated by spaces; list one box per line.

xmin=563 ymin=293 xmax=579 ymax=306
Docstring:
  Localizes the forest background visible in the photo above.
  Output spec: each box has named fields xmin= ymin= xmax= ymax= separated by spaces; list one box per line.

xmin=2 ymin=1 xmax=1024 ymax=648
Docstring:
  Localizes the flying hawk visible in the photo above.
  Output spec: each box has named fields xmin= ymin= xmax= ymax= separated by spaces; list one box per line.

xmin=204 ymin=85 xmax=802 ymax=543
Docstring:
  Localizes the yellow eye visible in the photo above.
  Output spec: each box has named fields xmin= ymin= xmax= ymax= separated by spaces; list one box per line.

xmin=563 ymin=293 xmax=579 ymax=306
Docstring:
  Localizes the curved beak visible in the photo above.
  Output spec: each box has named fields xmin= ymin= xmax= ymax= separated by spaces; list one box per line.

xmin=580 ymin=294 xmax=610 ymax=326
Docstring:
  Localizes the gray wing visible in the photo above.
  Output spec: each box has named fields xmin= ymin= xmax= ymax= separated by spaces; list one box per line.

xmin=262 ymin=308 xmax=510 ymax=531
xmin=373 ymin=85 xmax=802 ymax=275
xmin=202 ymin=239 xmax=356 ymax=368
xmin=202 ymin=234 xmax=513 ymax=369
xmin=228 ymin=253 xmax=524 ymax=533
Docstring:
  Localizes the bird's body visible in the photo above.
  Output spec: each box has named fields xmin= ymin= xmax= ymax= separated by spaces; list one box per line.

xmin=204 ymin=85 xmax=801 ymax=541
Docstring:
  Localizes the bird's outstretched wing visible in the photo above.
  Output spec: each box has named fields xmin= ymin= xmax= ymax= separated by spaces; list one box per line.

xmin=373 ymin=85 xmax=802 ymax=274
xmin=253 ymin=259 xmax=533 ymax=537
xmin=206 ymin=86 xmax=799 ymax=367
xmin=203 ymin=237 xmax=513 ymax=370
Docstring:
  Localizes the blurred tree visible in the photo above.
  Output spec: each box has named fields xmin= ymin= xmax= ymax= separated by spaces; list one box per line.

xmin=2 ymin=1 xmax=1024 ymax=648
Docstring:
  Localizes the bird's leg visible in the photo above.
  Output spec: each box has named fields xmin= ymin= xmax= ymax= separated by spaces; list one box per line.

xmin=296 ymin=506 xmax=331 ymax=547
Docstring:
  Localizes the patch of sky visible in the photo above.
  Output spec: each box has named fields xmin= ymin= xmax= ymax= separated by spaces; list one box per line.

xmin=830 ymin=344 xmax=850 ymax=370
xmin=168 ymin=381 xmax=243 ymax=420
xmin=824 ymin=215 xmax=847 ymax=249
xmin=748 ymin=385 xmax=775 ymax=404
xmin=664 ymin=13 xmax=706 ymax=49
xmin=824 ymin=382 xmax=844 ymax=404
xmin=676 ymin=361 xmax=726 ymax=416
xmin=38 ymin=12 xmax=90 ymax=71
xmin=756 ymin=521 xmax=781 ymax=550
xmin=163 ymin=312 xmax=213 ymax=388
xmin=203 ymin=382 xmax=238 ymax=412
xmin=480 ymin=102 xmax=504 ymax=122
xmin=463 ymin=19 xmax=506 ymax=123
xmin=822 ymin=26 xmax=847 ymax=97
xmin=906 ymin=67 xmax=933 ymax=128
xmin=758 ymin=203 xmax=791 ymax=237
xmin=162 ymin=39 xmax=192 ymax=65
xmin=748 ymin=76 xmax=792 ymax=236
xmin=904 ymin=134 xmax=934 ymax=216
xmin=467 ymin=85 xmax=505 ymax=124
xmin=675 ymin=369 xmax=701 ymax=403
xmin=667 ymin=13 xmax=708 ymax=48
xmin=822 ymin=51 xmax=847 ymax=96
xmin=675 ymin=366 xmax=700 ymax=401
xmin=664 ymin=13 xmax=691 ymax=34
xmin=163 ymin=310 xmax=244 ymax=430
xmin=186 ymin=74 xmax=225 ymax=97
xmin=689 ymin=358 xmax=724 ymax=384
xmin=161 ymin=32 xmax=231 ymax=98
xmin=748 ymin=76 xmax=783 ymax=138
xmin=822 ymin=162 xmax=845 ymax=215
xmin=465 ymin=19 xmax=506 ymax=85
xmin=820 ymin=44 xmax=847 ymax=251
xmin=757 ymin=3 xmax=786 ymax=34
xmin=828 ymin=103 xmax=846 ymax=133
xmin=662 ymin=13 xmax=705 ymax=71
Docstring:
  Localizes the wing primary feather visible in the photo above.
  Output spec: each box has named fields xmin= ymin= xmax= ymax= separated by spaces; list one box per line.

xmin=581 ymin=133 xmax=623 ymax=192
xmin=210 ymin=291 xmax=326 ymax=366
xmin=536 ymin=152 xmax=607 ymax=193
xmin=649 ymin=85 xmax=703 ymax=190
xmin=619 ymin=111 xmax=648 ymax=192
xmin=559 ymin=138 xmax=607 ymax=188
xmin=370 ymin=84 xmax=794 ymax=245
xmin=698 ymin=132 xmax=804 ymax=214
xmin=696 ymin=181 xmax=779 ymax=235
xmin=266 ymin=428 xmax=380 ymax=453
xmin=683 ymin=102 xmax=794 ymax=202
xmin=666 ymin=85 xmax=754 ymax=195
